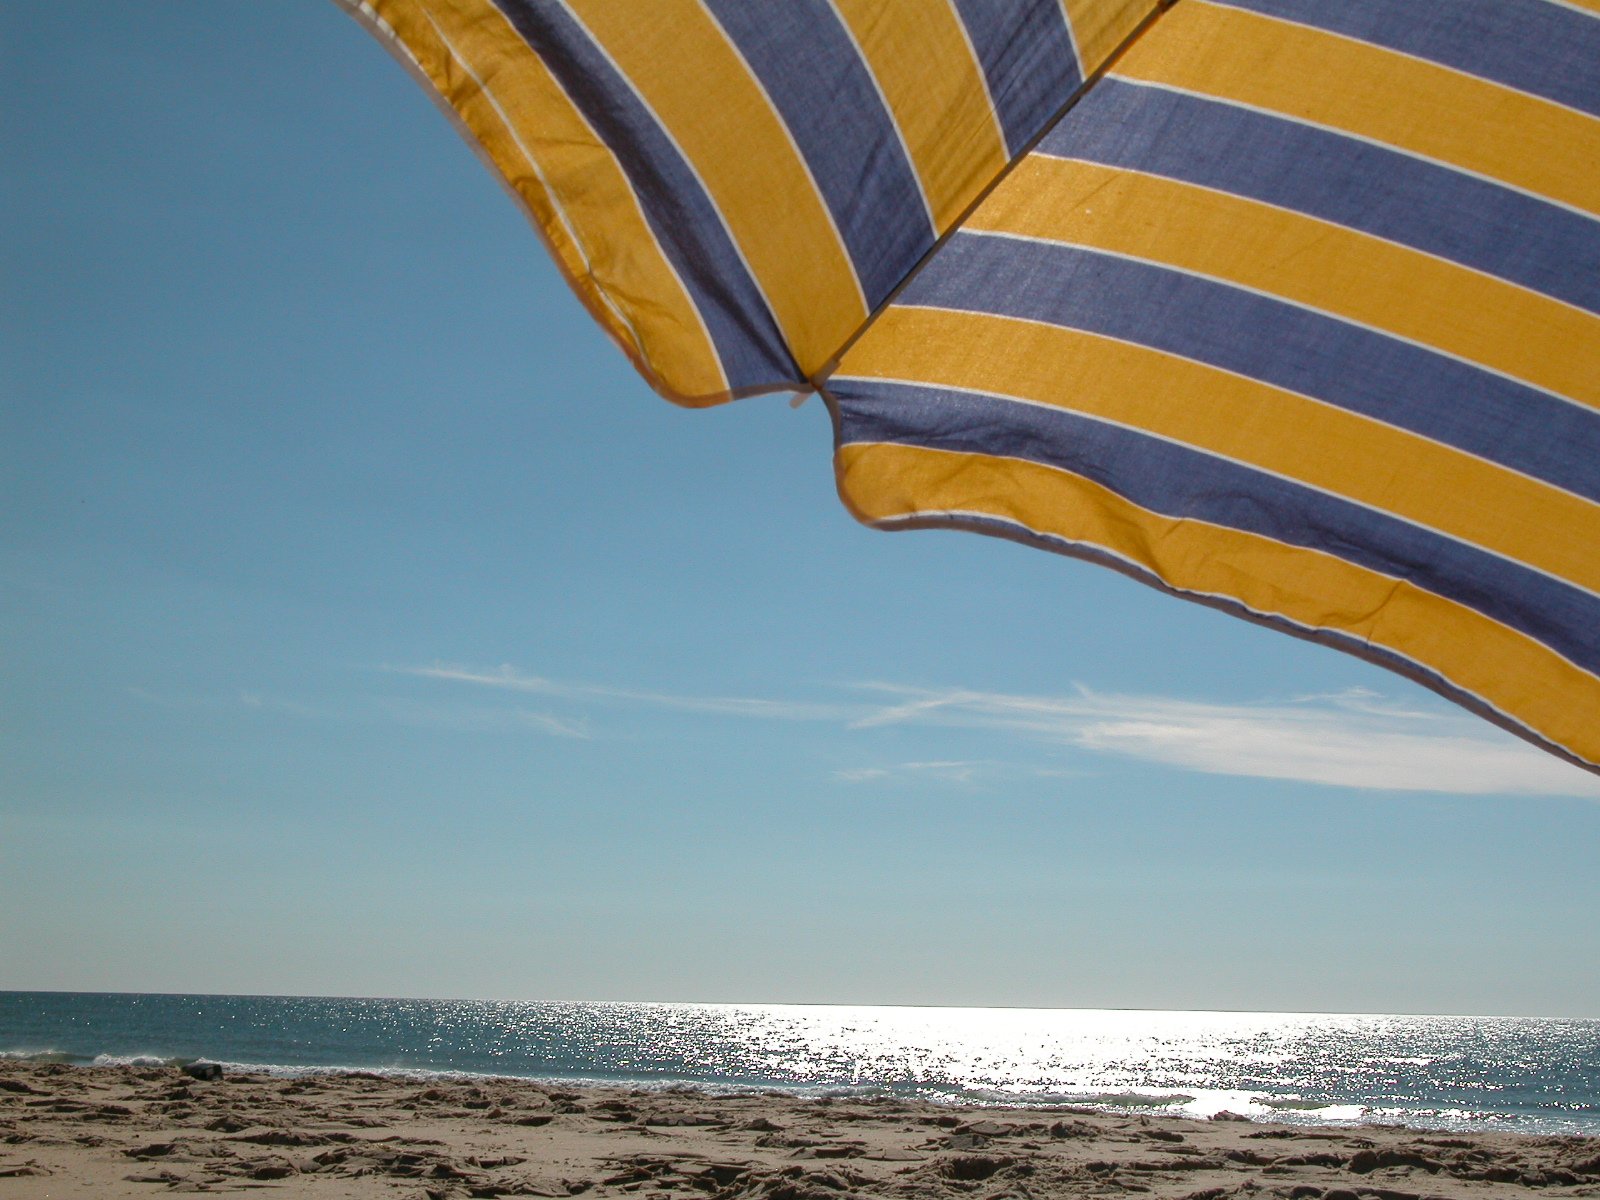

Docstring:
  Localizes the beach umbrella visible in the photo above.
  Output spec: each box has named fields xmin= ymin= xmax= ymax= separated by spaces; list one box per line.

xmin=337 ymin=0 xmax=1600 ymax=775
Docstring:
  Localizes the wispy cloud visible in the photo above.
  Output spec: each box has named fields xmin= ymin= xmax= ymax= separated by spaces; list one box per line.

xmin=848 ymin=684 xmax=1600 ymax=798
xmin=370 ymin=665 xmax=1600 ymax=797
xmin=375 ymin=698 xmax=591 ymax=738
xmin=127 ymin=685 xmax=589 ymax=739
xmin=834 ymin=760 xmax=988 ymax=784
xmin=394 ymin=663 xmax=852 ymax=722
xmin=834 ymin=766 xmax=891 ymax=783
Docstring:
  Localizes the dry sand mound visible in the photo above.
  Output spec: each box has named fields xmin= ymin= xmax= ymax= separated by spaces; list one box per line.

xmin=4 ymin=1061 xmax=1598 ymax=1198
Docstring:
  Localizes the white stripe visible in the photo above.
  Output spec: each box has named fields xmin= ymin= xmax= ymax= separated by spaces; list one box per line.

xmin=556 ymin=1 xmax=795 ymax=373
xmin=1030 ymin=152 xmax=1600 ymax=328
xmin=857 ymin=489 xmax=1599 ymax=767
xmin=339 ymin=1 xmax=416 ymax=70
xmin=1539 ymin=0 xmax=1600 ymax=22
xmin=1196 ymin=0 xmax=1600 ymax=125
xmin=416 ymin=8 xmax=727 ymax=394
xmin=823 ymin=0 xmax=939 ymax=238
xmin=422 ymin=14 xmax=627 ymax=344
xmin=958 ymin=228 xmax=1600 ymax=501
xmin=1055 ymin=0 xmax=1087 ymax=80
xmin=945 ymin=0 xmax=1010 ymax=154
xmin=831 ymin=367 xmax=1600 ymax=605
xmin=524 ymin=58 xmax=726 ymax=395
xmin=697 ymin=2 xmax=869 ymax=318
xmin=1116 ymin=76 xmax=1600 ymax=228
xmin=336 ymin=1 xmax=724 ymax=390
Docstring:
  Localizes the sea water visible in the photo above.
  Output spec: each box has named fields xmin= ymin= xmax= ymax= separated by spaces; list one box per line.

xmin=2 ymin=993 xmax=1596 ymax=1137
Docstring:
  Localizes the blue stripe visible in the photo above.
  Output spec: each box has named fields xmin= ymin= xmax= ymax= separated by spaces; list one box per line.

xmin=704 ymin=0 xmax=933 ymax=309
xmin=897 ymin=234 xmax=1600 ymax=502
xmin=831 ymin=378 xmax=1600 ymax=675
xmin=490 ymin=0 xmax=802 ymax=392
xmin=1209 ymin=0 xmax=1600 ymax=119
xmin=952 ymin=0 xmax=1083 ymax=156
xmin=1040 ymin=77 xmax=1600 ymax=316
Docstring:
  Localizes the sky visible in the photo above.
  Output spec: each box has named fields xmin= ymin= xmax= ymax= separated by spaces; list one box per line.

xmin=4 ymin=3 xmax=1598 ymax=1019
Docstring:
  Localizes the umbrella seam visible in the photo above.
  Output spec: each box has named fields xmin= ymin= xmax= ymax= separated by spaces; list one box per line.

xmin=808 ymin=0 xmax=1185 ymax=390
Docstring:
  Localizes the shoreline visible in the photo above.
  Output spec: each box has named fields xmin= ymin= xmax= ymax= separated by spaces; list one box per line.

xmin=0 ymin=1054 xmax=1565 ymax=1138
xmin=5 ymin=1060 xmax=1600 ymax=1198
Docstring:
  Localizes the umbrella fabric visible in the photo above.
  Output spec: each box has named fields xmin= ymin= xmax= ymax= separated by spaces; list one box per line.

xmin=341 ymin=0 xmax=1160 ymax=401
xmin=339 ymin=0 xmax=1600 ymax=774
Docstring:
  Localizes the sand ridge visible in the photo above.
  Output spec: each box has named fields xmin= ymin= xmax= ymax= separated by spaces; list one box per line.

xmin=3 ymin=1061 xmax=1599 ymax=1198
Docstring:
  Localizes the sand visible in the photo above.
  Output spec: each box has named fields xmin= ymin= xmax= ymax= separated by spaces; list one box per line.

xmin=3 ymin=1060 xmax=1599 ymax=1199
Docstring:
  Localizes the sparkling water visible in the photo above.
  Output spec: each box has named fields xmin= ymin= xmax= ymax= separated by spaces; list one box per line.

xmin=2 ymin=993 xmax=1596 ymax=1136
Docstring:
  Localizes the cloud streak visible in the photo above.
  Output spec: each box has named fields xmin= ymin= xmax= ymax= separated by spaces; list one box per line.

xmin=395 ymin=664 xmax=854 ymax=722
xmin=391 ymin=665 xmax=1600 ymax=798
xmin=127 ymin=685 xmax=590 ymax=739
xmin=834 ymin=760 xmax=989 ymax=784
xmin=849 ymin=684 xmax=1600 ymax=798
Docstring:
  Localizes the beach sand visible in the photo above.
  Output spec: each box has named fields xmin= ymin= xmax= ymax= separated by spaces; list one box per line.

xmin=4 ymin=1061 xmax=1598 ymax=1198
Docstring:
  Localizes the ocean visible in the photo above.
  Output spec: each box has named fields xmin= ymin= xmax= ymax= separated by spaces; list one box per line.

xmin=3 ymin=993 xmax=1596 ymax=1138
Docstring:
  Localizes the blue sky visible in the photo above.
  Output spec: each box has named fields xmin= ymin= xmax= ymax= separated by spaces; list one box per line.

xmin=4 ymin=3 xmax=1598 ymax=1017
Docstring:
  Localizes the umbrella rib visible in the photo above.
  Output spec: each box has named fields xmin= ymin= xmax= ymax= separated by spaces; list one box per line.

xmin=808 ymin=0 xmax=1185 ymax=391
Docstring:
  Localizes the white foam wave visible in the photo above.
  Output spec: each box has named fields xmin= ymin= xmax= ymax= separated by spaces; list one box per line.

xmin=0 ymin=1049 xmax=75 ymax=1064
xmin=91 ymin=1054 xmax=186 ymax=1069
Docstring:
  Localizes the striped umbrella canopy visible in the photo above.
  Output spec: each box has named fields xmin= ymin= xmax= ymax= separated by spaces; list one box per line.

xmin=338 ymin=0 xmax=1600 ymax=776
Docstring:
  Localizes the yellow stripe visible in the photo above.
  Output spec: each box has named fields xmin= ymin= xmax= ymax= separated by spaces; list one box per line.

xmin=568 ymin=0 xmax=866 ymax=376
xmin=1060 ymin=0 xmax=1160 ymax=78
xmin=363 ymin=0 xmax=727 ymax=404
xmin=841 ymin=306 xmax=1600 ymax=593
xmin=1116 ymin=0 xmax=1600 ymax=218
xmin=969 ymin=156 xmax=1600 ymax=413
xmin=836 ymin=440 xmax=1600 ymax=769
xmin=832 ymin=0 xmax=1008 ymax=232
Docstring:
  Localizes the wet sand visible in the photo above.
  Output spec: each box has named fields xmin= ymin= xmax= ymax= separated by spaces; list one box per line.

xmin=4 ymin=1060 xmax=1599 ymax=1198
